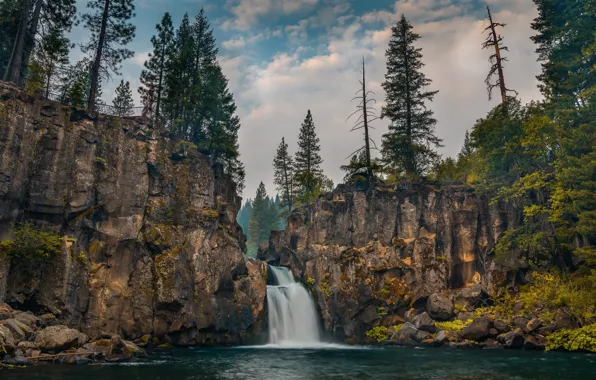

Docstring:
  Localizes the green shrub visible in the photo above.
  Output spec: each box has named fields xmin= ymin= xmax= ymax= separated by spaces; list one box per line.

xmin=435 ymin=319 xmax=472 ymax=332
xmin=546 ymin=324 xmax=596 ymax=352
xmin=0 ymin=223 xmax=62 ymax=263
xmin=366 ymin=326 xmax=392 ymax=343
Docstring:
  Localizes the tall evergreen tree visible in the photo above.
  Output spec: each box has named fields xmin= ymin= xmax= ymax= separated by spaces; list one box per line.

xmin=4 ymin=0 xmax=76 ymax=86
xmin=113 ymin=80 xmax=134 ymax=116
xmin=273 ymin=137 xmax=295 ymax=212
xmin=139 ymin=12 xmax=174 ymax=123
xmin=247 ymin=182 xmax=268 ymax=257
xmin=82 ymin=0 xmax=136 ymax=110
xmin=236 ymin=199 xmax=252 ymax=236
xmin=32 ymin=27 xmax=70 ymax=98
xmin=295 ymin=110 xmax=324 ymax=201
xmin=0 ymin=0 xmax=21 ymax=79
xmin=381 ymin=15 xmax=443 ymax=177
xmin=458 ymin=130 xmax=473 ymax=161
xmin=163 ymin=13 xmax=195 ymax=133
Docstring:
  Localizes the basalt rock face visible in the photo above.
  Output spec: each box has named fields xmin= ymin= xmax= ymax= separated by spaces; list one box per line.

xmin=259 ymin=183 xmax=519 ymax=342
xmin=0 ymin=82 xmax=267 ymax=346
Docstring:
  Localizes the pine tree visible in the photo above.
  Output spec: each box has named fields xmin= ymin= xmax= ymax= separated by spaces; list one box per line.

xmin=163 ymin=13 xmax=195 ymax=134
xmin=139 ymin=12 xmax=174 ymax=123
xmin=33 ymin=27 xmax=70 ymax=98
xmin=4 ymin=0 xmax=76 ymax=86
xmin=113 ymin=80 xmax=134 ymax=117
xmin=273 ymin=137 xmax=295 ymax=212
xmin=0 ymin=0 xmax=21 ymax=79
xmin=247 ymin=182 xmax=268 ymax=257
xmin=236 ymin=200 xmax=252 ymax=236
xmin=59 ymin=59 xmax=93 ymax=107
xmin=295 ymin=110 xmax=324 ymax=201
xmin=458 ymin=130 xmax=473 ymax=161
xmin=381 ymin=15 xmax=443 ymax=177
xmin=82 ymin=0 xmax=136 ymax=110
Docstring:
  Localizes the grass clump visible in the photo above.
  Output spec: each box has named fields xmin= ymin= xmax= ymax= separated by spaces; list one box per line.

xmin=546 ymin=324 xmax=596 ymax=352
xmin=366 ymin=326 xmax=392 ymax=343
xmin=435 ymin=319 xmax=472 ymax=332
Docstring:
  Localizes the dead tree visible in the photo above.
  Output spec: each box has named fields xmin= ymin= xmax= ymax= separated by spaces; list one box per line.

xmin=346 ymin=56 xmax=379 ymax=179
xmin=482 ymin=6 xmax=517 ymax=105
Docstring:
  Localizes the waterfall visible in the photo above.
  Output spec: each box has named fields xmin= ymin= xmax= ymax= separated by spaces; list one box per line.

xmin=267 ymin=266 xmax=321 ymax=346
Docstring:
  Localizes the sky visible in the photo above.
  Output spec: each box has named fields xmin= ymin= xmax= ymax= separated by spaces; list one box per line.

xmin=70 ymin=0 xmax=542 ymax=199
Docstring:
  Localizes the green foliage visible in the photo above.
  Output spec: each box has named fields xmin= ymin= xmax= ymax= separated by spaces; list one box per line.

xmin=435 ymin=319 xmax=472 ymax=332
xmin=246 ymin=183 xmax=284 ymax=257
xmin=82 ymin=0 xmax=136 ymax=108
xmin=306 ymin=277 xmax=315 ymax=286
xmin=366 ymin=326 xmax=392 ymax=343
xmin=0 ymin=223 xmax=62 ymax=263
xmin=113 ymin=80 xmax=134 ymax=117
xmin=546 ymin=324 xmax=596 ymax=352
xmin=273 ymin=137 xmax=295 ymax=212
xmin=32 ymin=26 xmax=71 ymax=98
xmin=490 ymin=271 xmax=596 ymax=325
xmin=294 ymin=110 xmax=328 ymax=202
xmin=139 ymin=12 xmax=174 ymax=122
xmin=381 ymin=15 xmax=443 ymax=177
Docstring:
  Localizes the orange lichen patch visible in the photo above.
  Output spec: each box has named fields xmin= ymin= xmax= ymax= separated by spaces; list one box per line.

xmin=462 ymin=252 xmax=476 ymax=263
xmin=402 ymin=257 xmax=412 ymax=266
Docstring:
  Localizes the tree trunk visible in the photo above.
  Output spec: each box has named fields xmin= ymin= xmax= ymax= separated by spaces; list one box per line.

xmin=4 ymin=0 xmax=31 ymax=84
xmin=361 ymin=57 xmax=372 ymax=178
xmin=88 ymin=0 xmax=111 ymax=111
xmin=402 ymin=24 xmax=414 ymax=175
xmin=19 ymin=0 xmax=43 ymax=87
xmin=487 ymin=6 xmax=507 ymax=106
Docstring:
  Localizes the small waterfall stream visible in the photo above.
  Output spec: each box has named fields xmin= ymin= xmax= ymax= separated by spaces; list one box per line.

xmin=267 ymin=266 xmax=321 ymax=346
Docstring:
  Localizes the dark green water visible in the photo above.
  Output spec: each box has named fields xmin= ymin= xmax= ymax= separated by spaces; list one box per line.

xmin=6 ymin=346 xmax=596 ymax=380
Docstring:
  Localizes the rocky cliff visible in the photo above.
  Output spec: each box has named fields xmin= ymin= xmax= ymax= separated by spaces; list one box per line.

xmin=0 ymin=82 xmax=267 ymax=346
xmin=259 ymin=182 xmax=521 ymax=341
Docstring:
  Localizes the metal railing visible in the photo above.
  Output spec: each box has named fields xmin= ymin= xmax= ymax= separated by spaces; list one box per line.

xmin=46 ymin=91 xmax=146 ymax=117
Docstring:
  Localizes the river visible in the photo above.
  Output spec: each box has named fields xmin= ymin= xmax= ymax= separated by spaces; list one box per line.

xmin=7 ymin=346 xmax=595 ymax=380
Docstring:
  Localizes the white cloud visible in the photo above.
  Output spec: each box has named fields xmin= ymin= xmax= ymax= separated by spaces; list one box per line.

xmin=222 ymin=0 xmax=320 ymax=30
xmin=222 ymin=36 xmax=247 ymax=49
xmin=221 ymin=1 xmax=542 ymax=197
xmin=134 ymin=51 xmax=151 ymax=67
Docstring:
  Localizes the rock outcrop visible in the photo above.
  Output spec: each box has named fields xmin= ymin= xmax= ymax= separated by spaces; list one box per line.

xmin=0 ymin=82 xmax=266 ymax=347
xmin=259 ymin=182 xmax=519 ymax=341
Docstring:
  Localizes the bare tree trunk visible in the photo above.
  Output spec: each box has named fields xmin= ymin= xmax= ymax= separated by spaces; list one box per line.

xmin=88 ymin=0 xmax=110 ymax=111
xmin=361 ymin=57 xmax=372 ymax=178
xmin=4 ymin=0 xmax=31 ymax=84
xmin=487 ymin=6 xmax=507 ymax=106
xmin=19 ymin=0 xmax=43 ymax=87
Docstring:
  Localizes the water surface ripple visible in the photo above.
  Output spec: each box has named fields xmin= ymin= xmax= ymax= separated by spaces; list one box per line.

xmin=8 ymin=346 xmax=596 ymax=380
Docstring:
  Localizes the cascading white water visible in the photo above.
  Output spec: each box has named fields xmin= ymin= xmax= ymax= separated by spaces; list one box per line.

xmin=267 ymin=266 xmax=321 ymax=346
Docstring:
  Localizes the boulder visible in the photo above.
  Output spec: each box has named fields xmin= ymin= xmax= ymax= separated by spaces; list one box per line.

xmin=493 ymin=319 xmax=510 ymax=333
xmin=497 ymin=328 xmax=525 ymax=349
xmin=0 ymin=325 xmax=16 ymax=355
xmin=1 ymin=318 xmax=34 ymax=341
xmin=524 ymin=335 xmax=547 ymax=350
xmin=412 ymin=312 xmax=437 ymax=333
xmin=454 ymin=284 xmax=486 ymax=311
xmin=526 ymin=318 xmax=543 ymax=333
xmin=460 ymin=317 xmax=491 ymax=341
xmin=39 ymin=314 xmax=59 ymax=328
xmin=433 ymin=330 xmax=450 ymax=345
xmin=414 ymin=329 xmax=433 ymax=342
xmin=390 ymin=322 xmax=418 ymax=345
xmin=34 ymin=325 xmax=89 ymax=353
xmin=122 ymin=340 xmax=146 ymax=356
xmin=511 ymin=316 xmax=530 ymax=331
xmin=404 ymin=309 xmax=418 ymax=323
xmin=553 ymin=309 xmax=578 ymax=330
xmin=537 ymin=323 xmax=557 ymax=336
xmin=82 ymin=339 xmax=115 ymax=356
xmin=426 ymin=294 xmax=454 ymax=321
xmin=0 ymin=304 xmax=15 ymax=320
xmin=14 ymin=312 xmax=40 ymax=330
